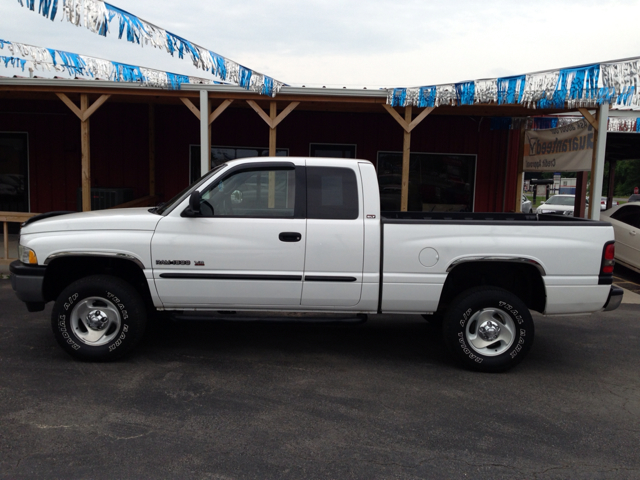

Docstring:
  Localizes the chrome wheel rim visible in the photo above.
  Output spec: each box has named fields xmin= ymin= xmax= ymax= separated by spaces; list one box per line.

xmin=69 ymin=296 xmax=121 ymax=346
xmin=465 ymin=308 xmax=516 ymax=357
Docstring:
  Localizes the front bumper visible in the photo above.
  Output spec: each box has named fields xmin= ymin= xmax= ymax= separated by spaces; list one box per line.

xmin=603 ymin=285 xmax=624 ymax=312
xmin=10 ymin=260 xmax=47 ymax=303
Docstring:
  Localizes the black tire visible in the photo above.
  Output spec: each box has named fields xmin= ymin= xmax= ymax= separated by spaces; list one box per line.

xmin=442 ymin=286 xmax=534 ymax=372
xmin=51 ymin=275 xmax=147 ymax=361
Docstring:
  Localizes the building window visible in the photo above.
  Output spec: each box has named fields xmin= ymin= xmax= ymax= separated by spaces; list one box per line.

xmin=0 ymin=132 xmax=29 ymax=213
xmin=377 ymin=152 xmax=476 ymax=212
xmin=189 ymin=145 xmax=288 ymax=183
xmin=309 ymin=144 xmax=356 ymax=159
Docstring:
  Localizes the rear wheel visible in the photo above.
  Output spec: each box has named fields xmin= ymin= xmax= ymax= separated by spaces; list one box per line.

xmin=51 ymin=275 xmax=147 ymax=361
xmin=442 ymin=286 xmax=534 ymax=372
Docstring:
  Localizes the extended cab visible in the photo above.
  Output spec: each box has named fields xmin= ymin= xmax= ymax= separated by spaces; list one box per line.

xmin=10 ymin=157 xmax=623 ymax=371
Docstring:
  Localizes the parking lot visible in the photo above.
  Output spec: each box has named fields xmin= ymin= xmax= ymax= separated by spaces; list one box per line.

xmin=1 ymin=278 xmax=639 ymax=479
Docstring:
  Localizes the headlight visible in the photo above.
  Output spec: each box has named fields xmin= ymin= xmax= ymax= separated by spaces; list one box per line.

xmin=18 ymin=245 xmax=38 ymax=264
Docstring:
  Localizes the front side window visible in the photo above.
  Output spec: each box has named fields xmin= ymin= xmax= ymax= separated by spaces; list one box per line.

xmin=200 ymin=168 xmax=296 ymax=218
xmin=307 ymin=167 xmax=359 ymax=220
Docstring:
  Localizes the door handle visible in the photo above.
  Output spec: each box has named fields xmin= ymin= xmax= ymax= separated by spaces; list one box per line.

xmin=279 ymin=232 xmax=302 ymax=242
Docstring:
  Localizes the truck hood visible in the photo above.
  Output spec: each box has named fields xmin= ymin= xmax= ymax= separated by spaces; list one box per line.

xmin=21 ymin=208 xmax=163 ymax=235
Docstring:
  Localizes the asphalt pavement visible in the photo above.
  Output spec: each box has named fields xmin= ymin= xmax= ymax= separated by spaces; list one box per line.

xmin=1 ymin=279 xmax=639 ymax=479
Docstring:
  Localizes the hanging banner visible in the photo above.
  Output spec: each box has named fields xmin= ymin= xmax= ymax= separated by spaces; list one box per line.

xmin=523 ymin=119 xmax=594 ymax=172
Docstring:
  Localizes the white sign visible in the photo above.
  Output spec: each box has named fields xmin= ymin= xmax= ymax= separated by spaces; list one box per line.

xmin=523 ymin=119 xmax=594 ymax=172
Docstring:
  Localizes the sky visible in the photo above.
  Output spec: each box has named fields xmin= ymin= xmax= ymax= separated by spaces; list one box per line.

xmin=2 ymin=0 xmax=640 ymax=89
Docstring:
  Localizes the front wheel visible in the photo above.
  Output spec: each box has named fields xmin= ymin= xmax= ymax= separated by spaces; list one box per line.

xmin=442 ymin=287 xmax=534 ymax=372
xmin=51 ymin=275 xmax=147 ymax=361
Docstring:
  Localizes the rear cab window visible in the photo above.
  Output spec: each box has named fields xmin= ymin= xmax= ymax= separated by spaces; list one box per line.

xmin=306 ymin=167 xmax=359 ymax=220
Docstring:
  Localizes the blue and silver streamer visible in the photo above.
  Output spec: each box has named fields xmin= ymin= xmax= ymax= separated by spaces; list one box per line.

xmin=496 ymin=75 xmax=526 ymax=105
xmin=0 ymin=37 xmax=215 ymax=90
xmin=165 ymin=72 xmax=190 ymax=90
xmin=166 ymin=32 xmax=200 ymax=62
xmin=601 ymin=60 xmax=640 ymax=108
xmin=17 ymin=0 xmax=285 ymax=95
xmin=17 ymin=0 xmax=59 ymax=20
xmin=1 ymin=56 xmax=28 ymax=71
xmin=455 ymin=81 xmax=475 ymax=106
xmin=474 ymin=80 xmax=497 ymax=104
xmin=418 ymin=86 xmax=438 ymax=107
xmin=386 ymin=59 xmax=640 ymax=110
xmin=388 ymin=88 xmax=406 ymax=107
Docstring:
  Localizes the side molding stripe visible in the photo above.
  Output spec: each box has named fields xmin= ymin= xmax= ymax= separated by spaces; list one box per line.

xmin=304 ymin=276 xmax=357 ymax=282
xmin=159 ymin=273 xmax=302 ymax=281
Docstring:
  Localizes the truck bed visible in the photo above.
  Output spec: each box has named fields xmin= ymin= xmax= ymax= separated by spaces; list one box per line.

xmin=382 ymin=211 xmax=610 ymax=225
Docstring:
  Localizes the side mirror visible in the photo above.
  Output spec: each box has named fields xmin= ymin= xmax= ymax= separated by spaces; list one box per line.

xmin=189 ymin=190 xmax=201 ymax=213
xmin=181 ymin=190 xmax=201 ymax=217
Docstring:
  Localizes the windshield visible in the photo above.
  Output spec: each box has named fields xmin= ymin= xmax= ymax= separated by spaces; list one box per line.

xmin=545 ymin=196 xmax=576 ymax=206
xmin=153 ymin=164 xmax=227 ymax=215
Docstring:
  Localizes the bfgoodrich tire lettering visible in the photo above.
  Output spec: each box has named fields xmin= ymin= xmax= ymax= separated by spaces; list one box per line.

xmin=443 ymin=286 xmax=534 ymax=372
xmin=51 ymin=275 xmax=147 ymax=361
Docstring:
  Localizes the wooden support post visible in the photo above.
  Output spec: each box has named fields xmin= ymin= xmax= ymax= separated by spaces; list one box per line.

xmin=515 ymin=125 xmax=526 ymax=212
xmin=401 ymin=106 xmax=412 ymax=212
xmin=247 ymin=100 xmax=300 ymax=157
xmin=269 ymin=102 xmax=277 ymax=157
xmin=268 ymin=103 xmax=277 ymax=207
xmin=245 ymin=100 xmax=299 ymax=207
xmin=56 ymin=93 xmax=110 ymax=211
xmin=149 ymin=104 xmax=156 ymax=196
xmin=382 ymin=105 xmax=434 ymax=212
xmin=80 ymin=94 xmax=91 ymax=212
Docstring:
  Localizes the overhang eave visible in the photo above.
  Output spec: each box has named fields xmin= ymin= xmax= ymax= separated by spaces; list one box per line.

xmin=0 ymin=79 xmax=573 ymax=117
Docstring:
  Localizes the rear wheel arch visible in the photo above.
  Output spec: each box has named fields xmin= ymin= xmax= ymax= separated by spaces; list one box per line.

xmin=438 ymin=260 xmax=546 ymax=315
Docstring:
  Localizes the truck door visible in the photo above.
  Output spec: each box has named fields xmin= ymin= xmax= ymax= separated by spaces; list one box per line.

xmin=301 ymin=162 xmax=364 ymax=307
xmin=152 ymin=162 xmax=306 ymax=308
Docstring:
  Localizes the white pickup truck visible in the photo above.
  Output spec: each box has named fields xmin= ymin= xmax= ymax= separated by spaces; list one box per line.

xmin=10 ymin=157 xmax=623 ymax=371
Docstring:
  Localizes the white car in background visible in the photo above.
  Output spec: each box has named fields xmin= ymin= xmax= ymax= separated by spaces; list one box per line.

xmin=596 ymin=197 xmax=618 ymax=210
xmin=536 ymin=194 xmax=589 ymax=216
xmin=521 ymin=195 xmax=533 ymax=213
xmin=600 ymin=202 xmax=640 ymax=273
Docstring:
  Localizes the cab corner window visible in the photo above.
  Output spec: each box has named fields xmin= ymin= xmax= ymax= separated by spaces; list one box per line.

xmin=200 ymin=168 xmax=296 ymax=218
xmin=307 ymin=167 xmax=359 ymax=220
